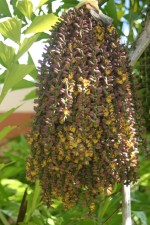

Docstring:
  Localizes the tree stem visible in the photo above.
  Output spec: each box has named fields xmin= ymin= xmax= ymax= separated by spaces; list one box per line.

xmin=122 ymin=185 xmax=132 ymax=225
xmin=128 ymin=13 xmax=150 ymax=67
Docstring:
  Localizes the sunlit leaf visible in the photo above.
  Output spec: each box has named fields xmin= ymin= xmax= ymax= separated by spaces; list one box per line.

xmin=25 ymin=14 xmax=59 ymax=33
xmin=27 ymin=53 xmax=37 ymax=79
xmin=23 ymin=89 xmax=36 ymax=100
xmin=0 ymin=106 xmax=20 ymax=122
xmin=47 ymin=218 xmax=55 ymax=225
xmin=10 ymin=0 xmax=26 ymax=21
xmin=133 ymin=173 xmax=150 ymax=188
xmin=117 ymin=10 xmax=125 ymax=20
xmin=51 ymin=199 xmax=63 ymax=209
xmin=0 ymin=17 xmax=21 ymax=44
xmin=0 ymin=126 xmax=16 ymax=141
xmin=0 ymin=64 xmax=35 ymax=103
xmin=16 ymin=0 xmax=33 ymax=19
xmin=12 ymin=79 xmax=35 ymax=90
xmin=0 ymin=41 xmax=15 ymax=68
xmin=1 ymin=179 xmax=27 ymax=194
xmin=0 ymin=0 xmax=11 ymax=17
xmin=37 ymin=0 xmax=49 ymax=8
xmin=133 ymin=1 xmax=139 ymax=12
xmin=15 ymin=34 xmax=40 ymax=60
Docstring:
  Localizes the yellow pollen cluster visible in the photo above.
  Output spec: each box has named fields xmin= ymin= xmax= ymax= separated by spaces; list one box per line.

xmin=93 ymin=25 xmax=105 ymax=46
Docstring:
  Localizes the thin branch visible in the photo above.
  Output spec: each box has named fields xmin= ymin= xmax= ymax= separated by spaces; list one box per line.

xmin=16 ymin=188 xmax=28 ymax=225
xmin=128 ymin=13 xmax=150 ymax=67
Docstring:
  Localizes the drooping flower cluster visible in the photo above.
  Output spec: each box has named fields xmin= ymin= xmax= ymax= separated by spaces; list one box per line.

xmin=26 ymin=7 xmax=144 ymax=208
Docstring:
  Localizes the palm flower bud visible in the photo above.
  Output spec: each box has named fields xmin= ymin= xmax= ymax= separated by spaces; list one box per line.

xmin=26 ymin=6 xmax=145 ymax=208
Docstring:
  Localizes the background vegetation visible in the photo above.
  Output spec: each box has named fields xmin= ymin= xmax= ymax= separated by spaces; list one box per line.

xmin=0 ymin=0 xmax=150 ymax=224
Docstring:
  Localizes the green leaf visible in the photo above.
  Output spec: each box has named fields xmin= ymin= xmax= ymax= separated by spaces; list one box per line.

xmin=25 ymin=222 xmax=37 ymax=225
xmin=0 ymin=64 xmax=35 ymax=103
xmin=16 ymin=0 xmax=33 ymax=19
xmin=0 ymin=71 xmax=7 ymax=83
xmin=10 ymin=0 xmax=27 ymax=21
xmin=0 ymin=17 xmax=21 ymax=44
xmin=47 ymin=218 xmax=55 ymax=225
xmin=0 ymin=126 xmax=16 ymax=141
xmin=27 ymin=53 xmax=37 ymax=79
xmin=133 ymin=173 xmax=150 ymax=188
xmin=12 ymin=79 xmax=35 ymax=90
xmin=23 ymin=89 xmax=36 ymax=100
xmin=24 ymin=180 xmax=41 ymax=223
xmin=37 ymin=0 xmax=49 ymax=8
xmin=61 ymin=0 xmax=78 ymax=9
xmin=117 ymin=10 xmax=125 ymax=20
xmin=124 ymin=12 xmax=139 ymax=22
xmin=0 ymin=0 xmax=11 ymax=17
xmin=15 ymin=34 xmax=40 ymax=60
xmin=132 ymin=211 xmax=147 ymax=225
xmin=104 ymin=0 xmax=118 ymax=26
xmin=31 ymin=215 xmax=45 ymax=225
xmin=25 ymin=14 xmax=59 ymax=34
xmin=0 ymin=106 xmax=20 ymax=123
xmin=36 ymin=32 xmax=50 ymax=42
xmin=0 ymin=162 xmax=15 ymax=171
xmin=77 ymin=220 xmax=96 ymax=225
xmin=0 ymin=41 xmax=15 ymax=68
xmin=0 ymin=211 xmax=10 ymax=225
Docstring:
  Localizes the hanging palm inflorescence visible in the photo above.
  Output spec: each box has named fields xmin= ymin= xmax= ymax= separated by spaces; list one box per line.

xmin=26 ymin=5 xmax=145 ymax=209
